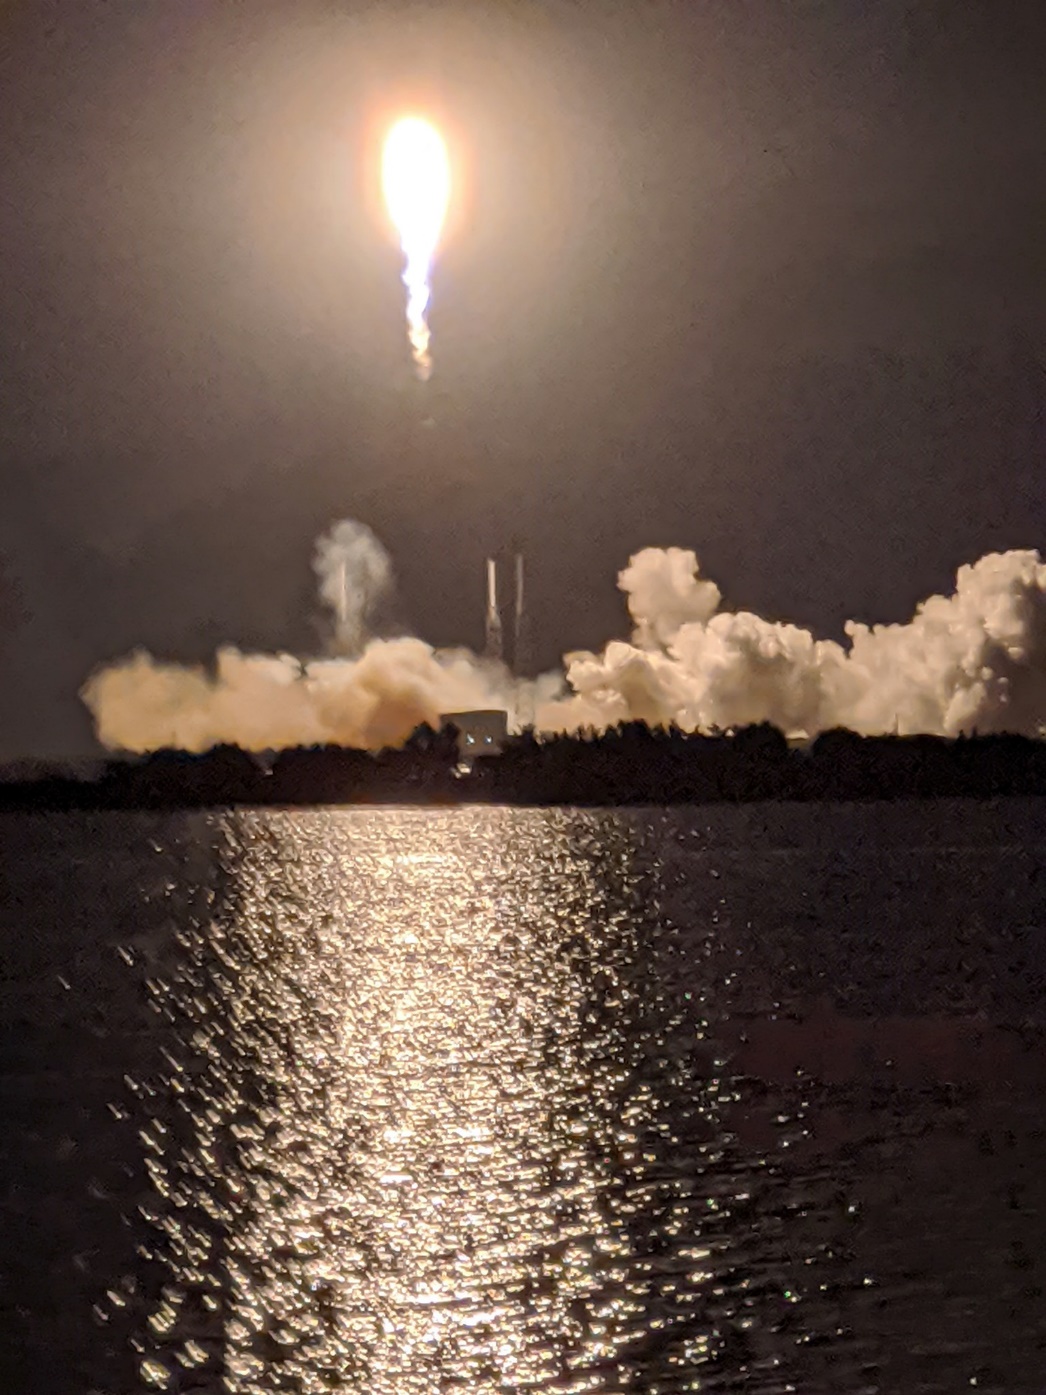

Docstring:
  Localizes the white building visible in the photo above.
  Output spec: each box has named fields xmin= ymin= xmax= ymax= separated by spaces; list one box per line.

xmin=439 ymin=709 xmax=509 ymax=762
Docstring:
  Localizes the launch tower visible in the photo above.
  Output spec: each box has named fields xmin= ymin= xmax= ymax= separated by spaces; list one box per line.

xmin=483 ymin=553 xmax=527 ymax=673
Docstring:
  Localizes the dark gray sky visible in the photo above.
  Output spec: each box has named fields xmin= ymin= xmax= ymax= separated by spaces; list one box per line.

xmin=2 ymin=0 xmax=1044 ymax=757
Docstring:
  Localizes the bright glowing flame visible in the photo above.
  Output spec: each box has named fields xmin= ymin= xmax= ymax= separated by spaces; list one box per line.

xmin=381 ymin=117 xmax=450 ymax=381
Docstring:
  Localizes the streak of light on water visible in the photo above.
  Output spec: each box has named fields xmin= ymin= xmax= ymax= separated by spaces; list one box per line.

xmin=4 ymin=801 xmax=1046 ymax=1393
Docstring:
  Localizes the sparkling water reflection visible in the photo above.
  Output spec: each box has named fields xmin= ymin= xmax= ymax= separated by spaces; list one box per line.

xmin=5 ymin=802 xmax=1046 ymax=1393
xmin=130 ymin=809 xmax=799 ymax=1394
xmin=138 ymin=810 xmax=696 ymax=1392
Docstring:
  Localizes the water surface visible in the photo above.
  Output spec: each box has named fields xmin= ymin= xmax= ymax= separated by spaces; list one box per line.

xmin=3 ymin=801 xmax=1046 ymax=1393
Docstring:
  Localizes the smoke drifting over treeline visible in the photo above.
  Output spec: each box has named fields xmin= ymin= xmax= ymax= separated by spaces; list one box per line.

xmin=81 ymin=521 xmax=1046 ymax=752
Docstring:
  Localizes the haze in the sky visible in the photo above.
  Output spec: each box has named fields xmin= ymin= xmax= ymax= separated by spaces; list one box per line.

xmin=2 ymin=0 xmax=1044 ymax=758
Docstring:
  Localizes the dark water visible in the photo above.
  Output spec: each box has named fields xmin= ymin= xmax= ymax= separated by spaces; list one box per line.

xmin=4 ymin=802 xmax=1046 ymax=1394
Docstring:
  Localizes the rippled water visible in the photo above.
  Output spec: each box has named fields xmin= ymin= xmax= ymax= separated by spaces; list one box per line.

xmin=4 ymin=802 xmax=1046 ymax=1393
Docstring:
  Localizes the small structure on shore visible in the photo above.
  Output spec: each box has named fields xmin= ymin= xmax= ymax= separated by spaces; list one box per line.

xmin=440 ymin=709 xmax=509 ymax=764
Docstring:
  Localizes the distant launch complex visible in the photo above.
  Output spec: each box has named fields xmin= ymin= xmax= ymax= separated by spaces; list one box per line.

xmin=440 ymin=552 xmax=527 ymax=759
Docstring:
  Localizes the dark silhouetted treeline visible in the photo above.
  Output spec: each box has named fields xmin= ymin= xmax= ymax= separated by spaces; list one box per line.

xmin=4 ymin=723 xmax=1046 ymax=809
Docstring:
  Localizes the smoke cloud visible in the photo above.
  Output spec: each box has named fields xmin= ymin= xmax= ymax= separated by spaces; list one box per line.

xmin=313 ymin=519 xmax=392 ymax=655
xmin=83 ymin=641 xmax=513 ymax=754
xmin=543 ymin=547 xmax=1046 ymax=739
xmin=81 ymin=525 xmax=1046 ymax=753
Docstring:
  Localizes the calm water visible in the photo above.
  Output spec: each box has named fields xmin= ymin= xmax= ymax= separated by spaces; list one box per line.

xmin=3 ymin=801 xmax=1046 ymax=1394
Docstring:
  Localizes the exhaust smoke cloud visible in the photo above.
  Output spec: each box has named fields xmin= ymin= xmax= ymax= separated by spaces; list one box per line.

xmin=313 ymin=519 xmax=392 ymax=655
xmin=81 ymin=525 xmax=1046 ymax=753
xmin=543 ymin=547 xmax=1046 ymax=740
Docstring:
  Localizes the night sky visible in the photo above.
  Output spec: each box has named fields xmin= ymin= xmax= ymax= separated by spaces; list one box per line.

xmin=2 ymin=0 xmax=1044 ymax=758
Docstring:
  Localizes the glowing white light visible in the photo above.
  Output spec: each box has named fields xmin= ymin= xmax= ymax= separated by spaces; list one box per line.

xmin=381 ymin=117 xmax=451 ymax=380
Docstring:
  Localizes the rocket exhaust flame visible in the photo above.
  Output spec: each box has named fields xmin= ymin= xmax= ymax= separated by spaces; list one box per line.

xmin=381 ymin=117 xmax=450 ymax=381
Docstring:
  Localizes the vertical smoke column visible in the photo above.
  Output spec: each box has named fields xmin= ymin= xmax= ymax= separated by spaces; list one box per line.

xmin=485 ymin=558 xmax=503 ymax=661
xmin=336 ymin=559 xmax=349 ymax=632
xmin=313 ymin=519 xmax=393 ymax=656
xmin=381 ymin=117 xmax=451 ymax=381
xmin=513 ymin=551 xmax=533 ymax=728
xmin=513 ymin=552 xmax=526 ymax=673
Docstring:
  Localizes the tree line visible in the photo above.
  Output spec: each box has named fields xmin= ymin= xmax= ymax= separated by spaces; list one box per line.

xmin=4 ymin=722 xmax=1046 ymax=808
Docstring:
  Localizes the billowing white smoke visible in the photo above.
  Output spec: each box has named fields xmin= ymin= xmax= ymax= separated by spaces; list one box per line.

xmin=540 ymin=546 xmax=1046 ymax=739
xmin=82 ymin=517 xmax=546 ymax=753
xmin=80 ymin=525 xmax=1046 ymax=752
xmin=83 ymin=641 xmax=514 ymax=754
xmin=313 ymin=519 xmax=392 ymax=654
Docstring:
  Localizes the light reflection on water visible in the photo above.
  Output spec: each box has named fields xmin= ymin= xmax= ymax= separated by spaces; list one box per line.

xmin=7 ymin=803 xmax=1046 ymax=1393
xmin=135 ymin=810 xmax=689 ymax=1392
xmin=121 ymin=805 xmax=1046 ymax=1394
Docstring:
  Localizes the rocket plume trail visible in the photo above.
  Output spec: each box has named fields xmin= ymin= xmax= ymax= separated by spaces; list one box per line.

xmin=382 ymin=117 xmax=450 ymax=381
